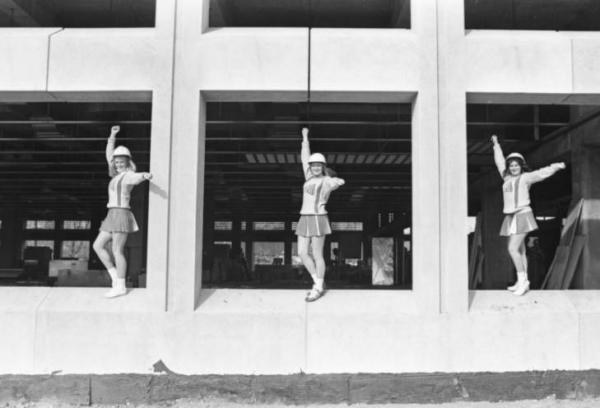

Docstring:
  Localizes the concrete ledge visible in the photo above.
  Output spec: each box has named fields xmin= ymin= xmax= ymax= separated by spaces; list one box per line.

xmin=2 ymin=371 xmax=600 ymax=405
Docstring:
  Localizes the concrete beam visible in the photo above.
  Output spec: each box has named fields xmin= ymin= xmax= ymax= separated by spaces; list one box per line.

xmin=310 ymin=29 xmax=418 ymax=94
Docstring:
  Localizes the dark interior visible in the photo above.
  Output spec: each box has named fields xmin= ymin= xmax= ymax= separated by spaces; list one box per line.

xmin=465 ymin=0 xmax=600 ymax=31
xmin=0 ymin=102 xmax=151 ymax=287
xmin=0 ymin=0 xmax=156 ymax=27
xmin=203 ymin=102 xmax=413 ymax=289
xmin=209 ymin=0 xmax=411 ymax=28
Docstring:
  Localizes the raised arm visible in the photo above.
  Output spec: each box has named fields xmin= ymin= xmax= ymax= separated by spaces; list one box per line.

xmin=106 ymin=125 xmax=119 ymax=164
xmin=525 ymin=162 xmax=566 ymax=185
xmin=491 ymin=135 xmax=506 ymax=177
xmin=301 ymin=127 xmax=311 ymax=179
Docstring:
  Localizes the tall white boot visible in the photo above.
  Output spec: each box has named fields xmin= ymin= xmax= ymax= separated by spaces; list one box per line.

xmin=104 ymin=278 xmax=127 ymax=298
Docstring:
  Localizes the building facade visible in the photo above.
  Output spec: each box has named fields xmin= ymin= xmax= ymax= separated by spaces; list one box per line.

xmin=1 ymin=0 xmax=600 ymax=374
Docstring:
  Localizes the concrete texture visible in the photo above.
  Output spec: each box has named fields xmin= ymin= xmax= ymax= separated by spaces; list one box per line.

xmin=1 ymin=289 xmax=600 ymax=375
xmin=3 ymin=371 xmax=600 ymax=406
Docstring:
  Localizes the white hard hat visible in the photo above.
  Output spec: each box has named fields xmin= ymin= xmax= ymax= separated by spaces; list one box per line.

xmin=112 ymin=146 xmax=132 ymax=158
xmin=506 ymin=152 xmax=525 ymax=161
xmin=308 ymin=153 xmax=326 ymax=164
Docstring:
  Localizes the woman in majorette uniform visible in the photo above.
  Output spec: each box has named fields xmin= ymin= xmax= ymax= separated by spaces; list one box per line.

xmin=296 ymin=127 xmax=345 ymax=302
xmin=93 ymin=126 xmax=152 ymax=298
xmin=491 ymin=135 xmax=565 ymax=296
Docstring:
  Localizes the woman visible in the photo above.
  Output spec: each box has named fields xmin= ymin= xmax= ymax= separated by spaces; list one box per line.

xmin=491 ymin=135 xmax=565 ymax=296
xmin=296 ymin=127 xmax=345 ymax=302
xmin=93 ymin=126 xmax=152 ymax=298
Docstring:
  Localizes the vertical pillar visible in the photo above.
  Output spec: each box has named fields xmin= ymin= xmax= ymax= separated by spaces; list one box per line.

xmin=284 ymin=221 xmax=292 ymax=267
xmin=0 ymin=206 xmax=21 ymax=268
xmin=127 ymin=185 xmax=147 ymax=287
xmin=412 ymin=0 xmax=441 ymax=314
xmin=436 ymin=0 xmax=469 ymax=312
xmin=145 ymin=0 xmax=177 ymax=310
xmin=166 ymin=0 xmax=209 ymax=310
xmin=480 ymin=172 xmax=513 ymax=288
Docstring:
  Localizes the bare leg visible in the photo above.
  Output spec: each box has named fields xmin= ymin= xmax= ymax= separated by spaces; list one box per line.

xmin=507 ymin=233 xmax=527 ymax=275
xmin=111 ymin=232 xmax=129 ymax=279
xmin=310 ymin=235 xmax=326 ymax=280
xmin=298 ymin=235 xmax=317 ymax=280
xmin=519 ymin=238 xmax=528 ymax=276
xmin=93 ymin=231 xmax=114 ymax=270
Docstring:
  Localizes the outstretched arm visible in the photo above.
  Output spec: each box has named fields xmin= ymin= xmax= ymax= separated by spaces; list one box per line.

xmin=491 ymin=135 xmax=506 ymax=177
xmin=125 ymin=172 xmax=153 ymax=186
xmin=325 ymin=176 xmax=345 ymax=191
xmin=106 ymin=125 xmax=119 ymax=164
xmin=301 ymin=127 xmax=311 ymax=179
xmin=526 ymin=162 xmax=566 ymax=184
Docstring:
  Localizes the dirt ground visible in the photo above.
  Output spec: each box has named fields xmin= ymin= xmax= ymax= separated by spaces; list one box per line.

xmin=4 ymin=397 xmax=600 ymax=408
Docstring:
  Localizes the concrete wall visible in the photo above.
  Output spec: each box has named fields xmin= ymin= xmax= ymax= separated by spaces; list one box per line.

xmin=1 ymin=0 xmax=600 ymax=374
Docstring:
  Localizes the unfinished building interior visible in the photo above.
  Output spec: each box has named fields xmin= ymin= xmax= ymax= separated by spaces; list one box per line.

xmin=202 ymin=102 xmax=413 ymax=289
xmin=0 ymin=100 xmax=151 ymax=288
xmin=467 ymin=104 xmax=600 ymax=291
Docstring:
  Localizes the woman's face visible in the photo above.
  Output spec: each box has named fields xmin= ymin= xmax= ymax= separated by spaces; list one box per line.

xmin=114 ymin=156 xmax=129 ymax=173
xmin=508 ymin=160 xmax=522 ymax=176
xmin=310 ymin=163 xmax=324 ymax=177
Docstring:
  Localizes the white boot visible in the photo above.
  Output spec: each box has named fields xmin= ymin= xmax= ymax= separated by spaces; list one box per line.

xmin=104 ymin=278 xmax=127 ymax=298
xmin=507 ymin=282 xmax=519 ymax=291
xmin=508 ymin=271 xmax=527 ymax=292
xmin=513 ymin=280 xmax=530 ymax=296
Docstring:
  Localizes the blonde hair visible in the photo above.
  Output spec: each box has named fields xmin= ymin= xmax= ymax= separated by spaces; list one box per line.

xmin=108 ymin=157 xmax=137 ymax=177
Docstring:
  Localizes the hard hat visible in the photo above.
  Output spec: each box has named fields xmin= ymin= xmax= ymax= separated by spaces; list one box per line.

xmin=308 ymin=153 xmax=326 ymax=164
xmin=506 ymin=152 xmax=525 ymax=161
xmin=112 ymin=146 xmax=132 ymax=158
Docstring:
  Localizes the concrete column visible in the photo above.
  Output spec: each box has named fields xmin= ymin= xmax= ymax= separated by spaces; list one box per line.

xmin=145 ymin=0 xmax=177 ymax=310
xmin=480 ymin=172 xmax=513 ymax=289
xmin=166 ymin=0 xmax=207 ymax=311
xmin=0 ymin=206 xmax=20 ymax=268
xmin=126 ymin=185 xmax=147 ymax=287
xmin=411 ymin=0 xmax=441 ymax=313
xmin=436 ymin=0 xmax=469 ymax=312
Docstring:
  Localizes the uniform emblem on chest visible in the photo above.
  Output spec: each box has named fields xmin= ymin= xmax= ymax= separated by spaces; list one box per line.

xmin=305 ymin=184 xmax=317 ymax=195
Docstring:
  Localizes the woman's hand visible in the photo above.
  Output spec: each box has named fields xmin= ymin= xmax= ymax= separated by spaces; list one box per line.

xmin=143 ymin=172 xmax=153 ymax=180
xmin=302 ymin=127 xmax=309 ymax=140
xmin=553 ymin=162 xmax=566 ymax=170
xmin=110 ymin=125 xmax=120 ymax=137
xmin=491 ymin=135 xmax=498 ymax=145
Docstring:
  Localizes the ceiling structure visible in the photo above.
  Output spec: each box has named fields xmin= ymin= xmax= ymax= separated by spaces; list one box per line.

xmin=0 ymin=0 xmax=155 ymax=27
xmin=205 ymin=102 xmax=412 ymax=220
xmin=0 ymin=101 xmax=579 ymax=220
xmin=209 ymin=0 xmax=410 ymax=28
xmin=0 ymin=102 xmax=151 ymax=216
xmin=1 ymin=0 xmax=598 ymax=30
xmin=465 ymin=0 xmax=600 ymax=30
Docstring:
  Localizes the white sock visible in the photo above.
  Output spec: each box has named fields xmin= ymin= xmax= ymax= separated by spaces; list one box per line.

xmin=517 ymin=271 xmax=527 ymax=283
xmin=315 ymin=278 xmax=324 ymax=290
xmin=107 ymin=268 xmax=118 ymax=286
xmin=115 ymin=278 xmax=126 ymax=291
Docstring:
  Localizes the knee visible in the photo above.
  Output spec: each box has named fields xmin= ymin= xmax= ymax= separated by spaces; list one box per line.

xmin=111 ymin=245 xmax=125 ymax=257
xmin=92 ymin=240 xmax=104 ymax=254
xmin=312 ymin=253 xmax=324 ymax=263
xmin=298 ymin=249 xmax=310 ymax=259
xmin=507 ymin=245 xmax=520 ymax=257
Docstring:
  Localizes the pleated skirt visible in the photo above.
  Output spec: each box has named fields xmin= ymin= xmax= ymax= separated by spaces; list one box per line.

xmin=100 ymin=208 xmax=139 ymax=233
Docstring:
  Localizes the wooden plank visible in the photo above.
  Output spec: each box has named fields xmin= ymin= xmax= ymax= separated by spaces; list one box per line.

xmin=561 ymin=235 xmax=586 ymax=289
xmin=542 ymin=246 xmax=571 ymax=289
xmin=560 ymin=199 xmax=583 ymax=246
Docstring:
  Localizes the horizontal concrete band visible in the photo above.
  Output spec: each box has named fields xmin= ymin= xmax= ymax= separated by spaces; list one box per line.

xmin=2 ymin=371 xmax=600 ymax=405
